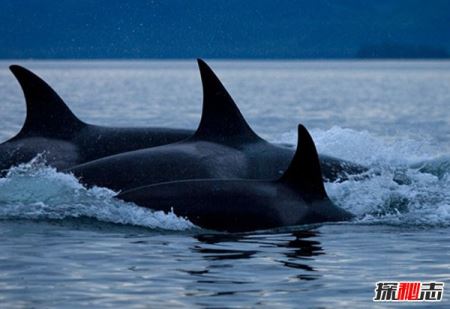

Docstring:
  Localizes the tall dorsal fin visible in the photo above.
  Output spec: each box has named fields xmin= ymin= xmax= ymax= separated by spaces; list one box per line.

xmin=279 ymin=124 xmax=327 ymax=200
xmin=9 ymin=65 xmax=86 ymax=138
xmin=192 ymin=59 xmax=262 ymax=143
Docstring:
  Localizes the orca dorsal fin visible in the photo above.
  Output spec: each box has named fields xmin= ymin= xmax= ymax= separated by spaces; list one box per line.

xmin=9 ymin=65 xmax=86 ymax=138
xmin=192 ymin=59 xmax=262 ymax=143
xmin=279 ymin=125 xmax=328 ymax=200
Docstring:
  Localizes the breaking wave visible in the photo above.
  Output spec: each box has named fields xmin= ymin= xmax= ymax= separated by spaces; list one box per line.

xmin=0 ymin=127 xmax=449 ymax=229
xmin=280 ymin=126 xmax=450 ymax=227
xmin=0 ymin=156 xmax=195 ymax=231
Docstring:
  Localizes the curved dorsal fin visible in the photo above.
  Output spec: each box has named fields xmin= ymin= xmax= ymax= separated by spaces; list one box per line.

xmin=9 ymin=65 xmax=86 ymax=138
xmin=192 ymin=59 xmax=262 ymax=143
xmin=279 ymin=124 xmax=327 ymax=200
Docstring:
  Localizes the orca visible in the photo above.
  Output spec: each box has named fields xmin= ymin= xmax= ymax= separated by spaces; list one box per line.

xmin=0 ymin=65 xmax=193 ymax=172
xmin=118 ymin=125 xmax=354 ymax=232
xmin=68 ymin=59 xmax=366 ymax=191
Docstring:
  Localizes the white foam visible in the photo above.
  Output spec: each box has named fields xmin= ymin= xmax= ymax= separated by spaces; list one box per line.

xmin=279 ymin=126 xmax=443 ymax=165
xmin=0 ymin=127 xmax=449 ymax=228
xmin=0 ymin=156 xmax=195 ymax=231
xmin=278 ymin=127 xmax=450 ymax=226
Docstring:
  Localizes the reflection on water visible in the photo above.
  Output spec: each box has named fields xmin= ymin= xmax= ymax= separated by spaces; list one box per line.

xmin=162 ymin=229 xmax=324 ymax=303
xmin=195 ymin=231 xmax=323 ymax=265
xmin=0 ymin=221 xmax=449 ymax=307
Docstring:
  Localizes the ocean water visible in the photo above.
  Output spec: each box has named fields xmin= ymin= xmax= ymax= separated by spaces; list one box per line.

xmin=0 ymin=60 xmax=449 ymax=308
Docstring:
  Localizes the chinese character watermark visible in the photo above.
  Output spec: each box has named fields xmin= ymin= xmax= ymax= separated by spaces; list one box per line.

xmin=374 ymin=281 xmax=444 ymax=302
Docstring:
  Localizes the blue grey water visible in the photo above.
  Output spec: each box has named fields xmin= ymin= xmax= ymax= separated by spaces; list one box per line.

xmin=0 ymin=60 xmax=449 ymax=308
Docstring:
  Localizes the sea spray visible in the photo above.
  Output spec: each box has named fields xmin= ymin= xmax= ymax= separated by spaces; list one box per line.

xmin=1 ymin=127 xmax=449 ymax=228
xmin=0 ymin=156 xmax=195 ymax=230
xmin=278 ymin=127 xmax=450 ymax=226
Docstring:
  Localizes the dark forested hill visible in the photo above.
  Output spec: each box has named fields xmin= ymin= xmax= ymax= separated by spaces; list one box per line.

xmin=1 ymin=0 xmax=449 ymax=59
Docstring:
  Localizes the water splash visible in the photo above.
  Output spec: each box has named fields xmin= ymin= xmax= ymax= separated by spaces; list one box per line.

xmin=0 ymin=156 xmax=195 ymax=231
xmin=0 ymin=127 xmax=449 ymax=229
xmin=279 ymin=126 xmax=443 ymax=165
xmin=278 ymin=126 xmax=450 ymax=226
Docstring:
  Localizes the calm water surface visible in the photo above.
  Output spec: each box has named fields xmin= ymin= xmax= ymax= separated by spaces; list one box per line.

xmin=0 ymin=60 xmax=449 ymax=308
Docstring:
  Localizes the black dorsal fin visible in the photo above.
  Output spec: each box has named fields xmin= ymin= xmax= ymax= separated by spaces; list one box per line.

xmin=9 ymin=65 xmax=86 ymax=138
xmin=192 ymin=59 xmax=262 ymax=143
xmin=279 ymin=124 xmax=328 ymax=200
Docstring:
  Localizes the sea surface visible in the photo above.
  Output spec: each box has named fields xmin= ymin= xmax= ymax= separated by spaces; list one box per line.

xmin=0 ymin=60 xmax=449 ymax=308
